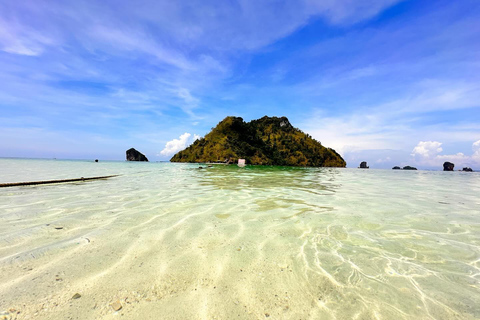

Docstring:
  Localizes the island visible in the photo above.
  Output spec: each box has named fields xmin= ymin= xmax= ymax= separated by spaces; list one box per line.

xmin=392 ymin=166 xmax=417 ymax=170
xmin=359 ymin=161 xmax=369 ymax=169
xmin=170 ymin=116 xmax=346 ymax=167
xmin=443 ymin=161 xmax=454 ymax=171
xmin=126 ymin=148 xmax=149 ymax=161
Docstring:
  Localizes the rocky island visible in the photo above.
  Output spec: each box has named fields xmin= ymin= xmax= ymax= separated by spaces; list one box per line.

xmin=126 ymin=148 xmax=149 ymax=161
xmin=443 ymin=161 xmax=454 ymax=171
xmin=359 ymin=161 xmax=369 ymax=169
xmin=170 ymin=116 xmax=346 ymax=167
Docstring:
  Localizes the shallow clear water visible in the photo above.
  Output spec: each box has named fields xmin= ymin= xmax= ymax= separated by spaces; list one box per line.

xmin=0 ymin=158 xmax=479 ymax=319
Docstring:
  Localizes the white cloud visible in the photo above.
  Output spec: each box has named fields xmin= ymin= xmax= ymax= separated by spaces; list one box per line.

xmin=411 ymin=141 xmax=443 ymax=158
xmin=473 ymin=140 xmax=480 ymax=161
xmin=473 ymin=140 xmax=480 ymax=153
xmin=159 ymin=132 xmax=200 ymax=157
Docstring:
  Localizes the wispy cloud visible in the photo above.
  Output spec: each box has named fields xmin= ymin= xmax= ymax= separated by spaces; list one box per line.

xmin=307 ymin=0 xmax=403 ymax=25
xmin=378 ymin=80 xmax=480 ymax=114
xmin=88 ymin=24 xmax=193 ymax=70
xmin=0 ymin=15 xmax=54 ymax=56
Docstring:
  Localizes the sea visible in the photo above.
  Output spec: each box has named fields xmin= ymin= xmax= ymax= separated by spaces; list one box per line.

xmin=0 ymin=158 xmax=479 ymax=319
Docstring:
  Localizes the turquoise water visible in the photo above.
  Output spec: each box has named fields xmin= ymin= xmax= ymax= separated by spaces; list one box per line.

xmin=0 ymin=159 xmax=479 ymax=319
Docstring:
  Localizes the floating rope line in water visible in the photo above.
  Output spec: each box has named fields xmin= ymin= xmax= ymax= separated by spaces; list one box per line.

xmin=0 ymin=175 xmax=120 ymax=188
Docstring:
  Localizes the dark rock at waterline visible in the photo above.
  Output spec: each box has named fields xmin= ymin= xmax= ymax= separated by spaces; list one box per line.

xmin=443 ymin=162 xmax=454 ymax=171
xmin=462 ymin=167 xmax=473 ymax=172
xmin=359 ymin=161 xmax=369 ymax=169
xmin=126 ymin=148 xmax=149 ymax=162
xmin=392 ymin=166 xmax=401 ymax=170
xmin=403 ymin=166 xmax=417 ymax=170
xmin=95 ymin=159 xmax=98 ymax=162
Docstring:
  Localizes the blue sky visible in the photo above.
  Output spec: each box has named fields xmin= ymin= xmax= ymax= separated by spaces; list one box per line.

xmin=1 ymin=0 xmax=479 ymax=169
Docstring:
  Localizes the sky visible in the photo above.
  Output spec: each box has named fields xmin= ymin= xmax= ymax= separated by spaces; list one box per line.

xmin=1 ymin=0 xmax=479 ymax=169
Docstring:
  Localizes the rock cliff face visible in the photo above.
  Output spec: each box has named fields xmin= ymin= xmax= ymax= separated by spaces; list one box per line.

xmin=170 ymin=116 xmax=346 ymax=167
xmin=126 ymin=148 xmax=149 ymax=161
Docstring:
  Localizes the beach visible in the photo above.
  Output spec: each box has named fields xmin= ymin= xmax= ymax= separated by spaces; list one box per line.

xmin=0 ymin=159 xmax=479 ymax=319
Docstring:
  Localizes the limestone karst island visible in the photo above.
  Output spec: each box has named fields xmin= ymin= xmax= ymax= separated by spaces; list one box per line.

xmin=170 ymin=116 xmax=346 ymax=167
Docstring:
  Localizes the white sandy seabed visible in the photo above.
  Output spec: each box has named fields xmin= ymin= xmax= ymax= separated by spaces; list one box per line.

xmin=0 ymin=159 xmax=479 ymax=320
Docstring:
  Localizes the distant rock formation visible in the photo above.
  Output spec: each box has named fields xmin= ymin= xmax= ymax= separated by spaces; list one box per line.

xmin=443 ymin=162 xmax=454 ymax=171
xmin=126 ymin=148 xmax=149 ymax=161
xmin=403 ymin=166 xmax=417 ymax=170
xmin=462 ymin=167 xmax=473 ymax=172
xmin=359 ymin=161 xmax=369 ymax=169
xmin=392 ymin=166 xmax=401 ymax=170
xmin=170 ymin=116 xmax=346 ymax=167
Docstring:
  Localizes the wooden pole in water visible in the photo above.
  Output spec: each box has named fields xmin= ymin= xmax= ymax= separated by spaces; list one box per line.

xmin=0 ymin=175 xmax=119 ymax=188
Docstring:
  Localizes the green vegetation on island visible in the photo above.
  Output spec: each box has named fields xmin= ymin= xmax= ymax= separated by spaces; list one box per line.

xmin=170 ymin=116 xmax=346 ymax=167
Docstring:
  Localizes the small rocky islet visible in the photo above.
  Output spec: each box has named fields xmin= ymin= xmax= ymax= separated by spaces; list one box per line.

xmin=359 ymin=161 xmax=369 ymax=169
xmin=443 ymin=161 xmax=454 ymax=171
xmin=126 ymin=148 xmax=149 ymax=161
xmin=391 ymin=166 xmax=417 ymax=170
